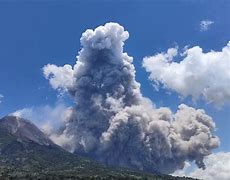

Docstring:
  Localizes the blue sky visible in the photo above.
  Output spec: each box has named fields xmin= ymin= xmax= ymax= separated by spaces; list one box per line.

xmin=0 ymin=0 xmax=230 ymax=156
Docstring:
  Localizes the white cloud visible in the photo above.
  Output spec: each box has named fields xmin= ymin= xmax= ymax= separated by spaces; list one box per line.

xmin=200 ymin=20 xmax=214 ymax=32
xmin=173 ymin=152 xmax=230 ymax=180
xmin=43 ymin=64 xmax=74 ymax=91
xmin=143 ymin=41 xmax=230 ymax=106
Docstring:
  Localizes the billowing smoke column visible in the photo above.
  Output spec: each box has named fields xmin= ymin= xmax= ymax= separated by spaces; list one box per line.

xmin=43 ymin=23 xmax=220 ymax=174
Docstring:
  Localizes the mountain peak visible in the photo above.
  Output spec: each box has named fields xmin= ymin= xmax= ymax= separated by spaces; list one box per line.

xmin=0 ymin=115 xmax=53 ymax=146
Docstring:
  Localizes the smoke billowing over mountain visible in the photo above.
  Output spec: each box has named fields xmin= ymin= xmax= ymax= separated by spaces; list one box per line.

xmin=43 ymin=23 xmax=219 ymax=174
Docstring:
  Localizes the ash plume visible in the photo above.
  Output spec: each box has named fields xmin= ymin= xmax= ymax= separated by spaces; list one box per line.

xmin=43 ymin=22 xmax=219 ymax=174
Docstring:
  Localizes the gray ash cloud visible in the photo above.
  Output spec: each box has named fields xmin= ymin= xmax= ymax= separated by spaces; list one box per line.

xmin=43 ymin=23 xmax=219 ymax=174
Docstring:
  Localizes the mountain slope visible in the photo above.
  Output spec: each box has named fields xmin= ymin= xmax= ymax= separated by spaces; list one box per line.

xmin=0 ymin=115 xmax=52 ymax=145
xmin=0 ymin=116 xmax=92 ymax=172
xmin=0 ymin=116 xmax=195 ymax=179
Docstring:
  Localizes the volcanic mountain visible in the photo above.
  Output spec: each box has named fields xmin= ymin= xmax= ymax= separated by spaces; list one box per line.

xmin=0 ymin=116 xmax=195 ymax=179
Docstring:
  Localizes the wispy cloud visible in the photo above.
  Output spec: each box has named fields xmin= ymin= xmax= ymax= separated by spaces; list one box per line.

xmin=12 ymin=103 xmax=70 ymax=134
xmin=200 ymin=20 xmax=214 ymax=32
xmin=0 ymin=94 xmax=3 ymax=103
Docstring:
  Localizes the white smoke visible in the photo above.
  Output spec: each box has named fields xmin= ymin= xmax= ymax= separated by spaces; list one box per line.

xmin=12 ymin=103 xmax=71 ymax=135
xmin=43 ymin=22 xmax=219 ymax=174
xmin=143 ymin=42 xmax=230 ymax=106
xmin=173 ymin=152 xmax=230 ymax=180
